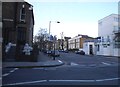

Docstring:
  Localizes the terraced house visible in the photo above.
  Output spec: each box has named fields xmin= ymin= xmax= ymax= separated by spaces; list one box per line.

xmin=68 ymin=34 xmax=93 ymax=51
xmin=2 ymin=1 xmax=34 ymax=61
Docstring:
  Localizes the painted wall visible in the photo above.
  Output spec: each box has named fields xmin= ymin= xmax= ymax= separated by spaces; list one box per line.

xmin=97 ymin=14 xmax=120 ymax=57
xmin=83 ymin=42 xmax=95 ymax=55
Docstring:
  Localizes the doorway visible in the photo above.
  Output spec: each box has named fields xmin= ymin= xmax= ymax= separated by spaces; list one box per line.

xmin=89 ymin=45 xmax=93 ymax=55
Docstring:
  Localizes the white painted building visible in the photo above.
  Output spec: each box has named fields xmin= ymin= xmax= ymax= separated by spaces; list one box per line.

xmin=97 ymin=14 xmax=120 ymax=57
xmin=83 ymin=40 xmax=96 ymax=55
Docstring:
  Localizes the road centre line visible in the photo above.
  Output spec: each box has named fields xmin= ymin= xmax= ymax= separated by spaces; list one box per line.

xmin=3 ymin=80 xmax=47 ymax=86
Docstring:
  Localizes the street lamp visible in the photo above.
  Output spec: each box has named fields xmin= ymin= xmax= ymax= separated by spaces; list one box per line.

xmin=49 ymin=21 xmax=60 ymax=36
xmin=48 ymin=21 xmax=60 ymax=60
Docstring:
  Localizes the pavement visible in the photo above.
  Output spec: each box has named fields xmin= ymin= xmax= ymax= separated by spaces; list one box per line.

xmin=2 ymin=52 xmax=64 ymax=68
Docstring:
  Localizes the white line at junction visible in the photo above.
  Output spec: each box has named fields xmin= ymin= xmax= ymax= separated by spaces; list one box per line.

xmin=49 ymin=80 xmax=95 ymax=82
xmin=102 ymin=62 xmax=111 ymax=65
xmin=3 ymin=80 xmax=47 ymax=86
xmin=49 ymin=78 xmax=120 ymax=82
xmin=3 ymin=78 xmax=120 ymax=86
xmin=2 ymin=68 xmax=19 ymax=77
xmin=2 ymin=73 xmax=10 ymax=77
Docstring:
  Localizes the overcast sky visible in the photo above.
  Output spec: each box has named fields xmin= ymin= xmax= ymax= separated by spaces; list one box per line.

xmin=26 ymin=0 xmax=118 ymax=38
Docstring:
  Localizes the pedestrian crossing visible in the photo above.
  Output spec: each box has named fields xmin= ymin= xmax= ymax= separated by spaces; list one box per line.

xmin=64 ymin=62 xmax=119 ymax=68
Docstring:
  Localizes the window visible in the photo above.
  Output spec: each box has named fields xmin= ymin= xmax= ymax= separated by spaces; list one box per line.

xmin=114 ymin=17 xmax=120 ymax=22
xmin=97 ymin=45 xmax=99 ymax=51
xmin=107 ymin=36 xmax=110 ymax=42
xmin=99 ymin=21 xmax=102 ymax=26
xmin=20 ymin=5 xmax=26 ymax=22
xmin=113 ymin=26 xmax=118 ymax=30
xmin=101 ymin=37 xmax=104 ymax=42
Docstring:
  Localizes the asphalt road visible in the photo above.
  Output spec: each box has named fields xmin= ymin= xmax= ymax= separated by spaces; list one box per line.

xmin=2 ymin=52 xmax=120 ymax=86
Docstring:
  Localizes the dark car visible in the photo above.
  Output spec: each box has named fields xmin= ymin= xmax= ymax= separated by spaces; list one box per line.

xmin=64 ymin=50 xmax=69 ymax=53
xmin=79 ymin=50 xmax=85 ymax=55
xmin=75 ymin=50 xmax=85 ymax=55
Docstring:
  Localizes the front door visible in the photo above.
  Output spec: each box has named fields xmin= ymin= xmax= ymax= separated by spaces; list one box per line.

xmin=89 ymin=45 xmax=93 ymax=55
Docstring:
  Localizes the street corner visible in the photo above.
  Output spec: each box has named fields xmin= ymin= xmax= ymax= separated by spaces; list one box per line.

xmin=57 ymin=60 xmax=65 ymax=66
xmin=43 ymin=59 xmax=65 ymax=67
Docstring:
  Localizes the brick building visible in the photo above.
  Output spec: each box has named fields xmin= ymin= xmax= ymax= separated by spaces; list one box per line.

xmin=2 ymin=1 xmax=34 ymax=61
xmin=0 ymin=1 xmax=2 ymax=61
xmin=68 ymin=34 xmax=93 ymax=51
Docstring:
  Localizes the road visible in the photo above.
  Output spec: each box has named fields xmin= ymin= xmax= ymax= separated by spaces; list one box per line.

xmin=2 ymin=52 xmax=120 ymax=86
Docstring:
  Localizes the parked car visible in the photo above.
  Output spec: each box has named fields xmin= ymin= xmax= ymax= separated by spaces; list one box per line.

xmin=51 ymin=50 xmax=60 ymax=57
xmin=64 ymin=50 xmax=69 ymax=53
xmin=47 ymin=50 xmax=51 ymax=54
xmin=75 ymin=50 xmax=85 ymax=55
xmin=79 ymin=50 xmax=85 ymax=55
xmin=75 ymin=50 xmax=80 ymax=54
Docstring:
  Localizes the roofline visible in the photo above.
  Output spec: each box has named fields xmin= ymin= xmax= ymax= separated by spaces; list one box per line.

xmin=98 ymin=14 xmax=119 ymax=22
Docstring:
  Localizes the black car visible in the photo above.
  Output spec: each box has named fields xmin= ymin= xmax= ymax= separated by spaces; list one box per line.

xmin=75 ymin=50 xmax=85 ymax=55
xmin=79 ymin=50 xmax=85 ymax=55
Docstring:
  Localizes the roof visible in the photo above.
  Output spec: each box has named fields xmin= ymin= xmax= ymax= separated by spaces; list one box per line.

xmin=98 ymin=14 xmax=119 ymax=22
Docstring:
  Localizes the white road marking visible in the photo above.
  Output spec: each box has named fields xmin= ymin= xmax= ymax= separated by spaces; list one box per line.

xmin=10 ymin=70 xmax=15 ymax=73
xmin=58 ymin=60 xmax=63 ymax=63
xmin=9 ymin=68 xmax=19 ymax=73
xmin=14 ymin=68 xmax=19 ymax=70
xmin=3 ymin=78 xmax=120 ymax=86
xmin=3 ymin=80 xmax=47 ymax=86
xmin=95 ymin=78 xmax=120 ymax=82
xmin=102 ymin=62 xmax=111 ymax=65
xmin=0 ymin=77 xmax=2 ymax=80
xmin=49 ymin=80 xmax=95 ymax=82
xmin=2 ymin=73 xmax=10 ymax=77
xmin=3 ymin=68 xmax=19 ymax=77
xmin=49 ymin=78 xmax=120 ymax=82
xmin=71 ymin=62 xmax=79 ymax=66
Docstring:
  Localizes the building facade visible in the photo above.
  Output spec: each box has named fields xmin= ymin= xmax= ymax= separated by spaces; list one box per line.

xmin=97 ymin=14 xmax=120 ymax=57
xmin=83 ymin=39 xmax=96 ymax=55
xmin=0 ymin=1 xmax=2 ymax=61
xmin=2 ymin=2 xmax=34 ymax=61
xmin=68 ymin=34 xmax=93 ymax=51
xmin=64 ymin=37 xmax=71 ymax=50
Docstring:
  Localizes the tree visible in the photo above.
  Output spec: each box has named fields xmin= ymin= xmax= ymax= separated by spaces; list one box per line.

xmin=33 ymin=28 xmax=49 ymax=51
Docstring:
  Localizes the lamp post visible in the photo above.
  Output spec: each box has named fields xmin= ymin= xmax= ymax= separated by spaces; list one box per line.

xmin=53 ymin=35 xmax=57 ymax=60
xmin=48 ymin=21 xmax=60 ymax=60
xmin=49 ymin=21 xmax=60 ymax=36
xmin=48 ymin=21 xmax=60 ymax=48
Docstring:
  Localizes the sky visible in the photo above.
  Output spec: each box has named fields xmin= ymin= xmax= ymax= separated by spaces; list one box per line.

xmin=26 ymin=0 xmax=118 ymax=39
